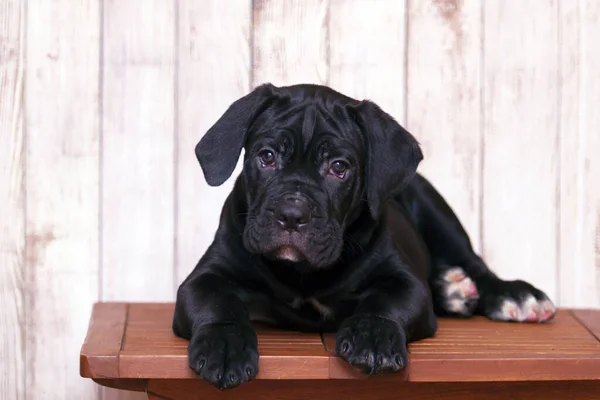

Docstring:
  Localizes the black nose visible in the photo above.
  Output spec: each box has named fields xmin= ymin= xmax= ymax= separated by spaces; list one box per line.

xmin=275 ymin=195 xmax=311 ymax=230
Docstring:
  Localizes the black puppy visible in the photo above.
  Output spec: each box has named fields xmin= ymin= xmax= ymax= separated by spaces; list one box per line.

xmin=173 ymin=83 xmax=556 ymax=390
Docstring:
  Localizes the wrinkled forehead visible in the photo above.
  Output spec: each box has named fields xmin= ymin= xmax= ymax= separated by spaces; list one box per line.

xmin=248 ymin=100 xmax=364 ymax=154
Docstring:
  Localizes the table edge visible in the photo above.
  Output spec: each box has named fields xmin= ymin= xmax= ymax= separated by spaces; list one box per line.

xmin=79 ymin=304 xmax=600 ymax=381
xmin=80 ymin=302 xmax=129 ymax=378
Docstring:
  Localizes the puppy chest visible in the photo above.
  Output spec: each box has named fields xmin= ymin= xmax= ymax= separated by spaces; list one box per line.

xmin=245 ymin=291 xmax=357 ymax=329
xmin=249 ymin=296 xmax=337 ymax=322
xmin=289 ymin=296 xmax=335 ymax=320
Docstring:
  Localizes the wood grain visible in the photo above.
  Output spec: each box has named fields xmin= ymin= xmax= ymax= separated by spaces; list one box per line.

xmin=323 ymin=310 xmax=600 ymax=382
xmin=102 ymin=2 xmax=175 ymax=399
xmin=93 ymin=379 xmax=147 ymax=394
xmin=146 ymin=379 xmax=600 ymax=400
xmin=558 ymin=0 xmax=600 ymax=308
xmin=80 ymin=303 xmax=330 ymax=380
xmin=102 ymin=0 xmax=175 ymax=302
xmin=25 ymin=1 xmax=100 ymax=398
xmin=80 ymin=303 xmax=128 ymax=379
xmin=117 ymin=304 xmax=330 ymax=380
xmin=572 ymin=309 xmax=600 ymax=341
xmin=0 ymin=0 xmax=25 ymax=399
xmin=406 ymin=0 xmax=483 ymax=251
xmin=253 ymin=0 xmax=328 ymax=86
xmin=175 ymin=0 xmax=251 ymax=285
xmin=481 ymin=0 xmax=559 ymax=299
xmin=80 ymin=304 xmax=600 ymax=385
xmin=329 ymin=0 xmax=406 ymax=123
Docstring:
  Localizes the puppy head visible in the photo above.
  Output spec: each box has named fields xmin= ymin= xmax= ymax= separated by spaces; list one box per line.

xmin=196 ymin=83 xmax=422 ymax=268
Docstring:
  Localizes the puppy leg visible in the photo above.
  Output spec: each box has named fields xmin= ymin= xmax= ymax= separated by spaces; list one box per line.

xmin=335 ymin=267 xmax=436 ymax=374
xmin=397 ymin=174 xmax=556 ymax=322
xmin=173 ymin=271 xmax=258 ymax=390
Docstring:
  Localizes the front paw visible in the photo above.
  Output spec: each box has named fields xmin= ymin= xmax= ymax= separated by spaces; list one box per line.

xmin=479 ymin=279 xmax=556 ymax=323
xmin=335 ymin=315 xmax=407 ymax=374
xmin=188 ymin=323 xmax=259 ymax=390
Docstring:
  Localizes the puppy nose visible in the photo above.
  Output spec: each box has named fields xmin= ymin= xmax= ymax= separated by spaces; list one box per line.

xmin=275 ymin=195 xmax=311 ymax=230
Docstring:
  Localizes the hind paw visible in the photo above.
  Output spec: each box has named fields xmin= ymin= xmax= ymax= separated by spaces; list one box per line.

xmin=435 ymin=267 xmax=480 ymax=317
xmin=480 ymin=279 xmax=556 ymax=323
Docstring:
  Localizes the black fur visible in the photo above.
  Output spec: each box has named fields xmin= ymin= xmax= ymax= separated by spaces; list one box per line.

xmin=173 ymin=83 xmax=555 ymax=390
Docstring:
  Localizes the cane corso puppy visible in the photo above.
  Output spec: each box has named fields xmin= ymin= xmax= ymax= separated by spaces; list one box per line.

xmin=173 ymin=83 xmax=556 ymax=390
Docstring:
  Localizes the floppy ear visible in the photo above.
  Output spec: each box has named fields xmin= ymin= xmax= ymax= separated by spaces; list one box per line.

xmin=195 ymin=83 xmax=276 ymax=186
xmin=350 ymin=100 xmax=423 ymax=219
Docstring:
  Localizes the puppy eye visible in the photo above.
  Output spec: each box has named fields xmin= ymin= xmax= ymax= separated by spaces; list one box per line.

xmin=328 ymin=160 xmax=349 ymax=179
xmin=258 ymin=149 xmax=276 ymax=167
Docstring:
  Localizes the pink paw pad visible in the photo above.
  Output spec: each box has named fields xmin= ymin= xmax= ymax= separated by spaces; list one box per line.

xmin=540 ymin=302 xmax=556 ymax=321
xmin=439 ymin=267 xmax=480 ymax=316
xmin=463 ymin=281 xmax=479 ymax=298
xmin=493 ymin=296 xmax=556 ymax=323
xmin=525 ymin=307 xmax=540 ymax=322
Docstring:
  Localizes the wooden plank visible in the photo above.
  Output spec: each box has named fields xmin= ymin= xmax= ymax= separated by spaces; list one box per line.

xmin=92 ymin=379 xmax=147 ymax=394
xmin=329 ymin=0 xmax=406 ymax=123
xmin=481 ymin=0 xmax=559 ymax=299
xmin=253 ymin=0 xmax=328 ymax=86
xmin=119 ymin=352 xmax=330 ymax=380
xmin=571 ymin=309 xmax=600 ymax=341
xmin=102 ymin=0 xmax=175 ymax=302
xmin=25 ymin=1 xmax=100 ymax=398
xmin=79 ymin=304 xmax=600 ymax=382
xmin=147 ymin=380 xmax=600 ymax=400
xmin=0 ymin=0 xmax=25 ymax=399
xmin=322 ymin=310 xmax=600 ymax=381
xmin=405 ymin=0 xmax=483 ymax=251
xmin=80 ymin=303 xmax=129 ymax=379
xmin=558 ymin=0 xmax=600 ymax=308
xmin=175 ymin=0 xmax=251 ymax=284
xmin=101 ymin=2 xmax=175 ymax=399
xmin=118 ymin=304 xmax=330 ymax=380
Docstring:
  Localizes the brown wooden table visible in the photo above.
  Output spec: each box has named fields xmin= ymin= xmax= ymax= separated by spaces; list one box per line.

xmin=80 ymin=303 xmax=600 ymax=399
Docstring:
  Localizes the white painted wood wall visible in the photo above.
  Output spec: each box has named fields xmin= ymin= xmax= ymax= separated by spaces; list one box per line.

xmin=1 ymin=0 xmax=599 ymax=399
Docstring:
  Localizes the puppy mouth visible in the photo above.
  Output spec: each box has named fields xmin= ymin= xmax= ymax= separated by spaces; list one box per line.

xmin=244 ymin=222 xmax=342 ymax=268
xmin=267 ymin=245 xmax=306 ymax=263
